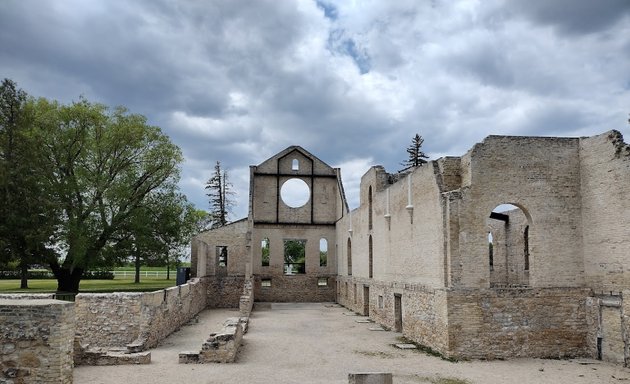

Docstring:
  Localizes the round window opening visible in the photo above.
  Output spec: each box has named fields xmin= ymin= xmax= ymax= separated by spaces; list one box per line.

xmin=280 ymin=178 xmax=310 ymax=208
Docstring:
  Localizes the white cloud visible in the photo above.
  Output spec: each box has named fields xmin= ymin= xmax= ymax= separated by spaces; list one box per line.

xmin=1 ymin=0 xmax=629 ymax=216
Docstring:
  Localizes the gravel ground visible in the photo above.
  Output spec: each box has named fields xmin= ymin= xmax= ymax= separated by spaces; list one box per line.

xmin=74 ymin=303 xmax=630 ymax=384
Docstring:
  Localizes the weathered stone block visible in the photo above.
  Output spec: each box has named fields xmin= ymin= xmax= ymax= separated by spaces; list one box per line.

xmin=348 ymin=372 xmax=393 ymax=384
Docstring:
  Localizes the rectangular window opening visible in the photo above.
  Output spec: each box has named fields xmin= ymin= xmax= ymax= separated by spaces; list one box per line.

xmin=216 ymin=246 xmax=228 ymax=267
xmin=284 ymin=239 xmax=306 ymax=275
xmin=378 ymin=295 xmax=384 ymax=309
xmin=261 ymin=238 xmax=270 ymax=267
xmin=261 ymin=278 xmax=272 ymax=287
xmin=318 ymin=277 xmax=328 ymax=287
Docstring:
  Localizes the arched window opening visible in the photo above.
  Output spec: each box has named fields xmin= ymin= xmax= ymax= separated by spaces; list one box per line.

xmin=292 ymin=158 xmax=299 ymax=171
xmin=487 ymin=203 xmax=531 ymax=287
xmin=524 ymin=226 xmax=530 ymax=271
xmin=368 ymin=186 xmax=373 ymax=230
xmin=488 ymin=232 xmax=494 ymax=271
xmin=368 ymin=235 xmax=373 ymax=278
xmin=319 ymin=238 xmax=328 ymax=267
xmin=261 ymin=238 xmax=270 ymax=267
xmin=347 ymin=238 xmax=352 ymax=276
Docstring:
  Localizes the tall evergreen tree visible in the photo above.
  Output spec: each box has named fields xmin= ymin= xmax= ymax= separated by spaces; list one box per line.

xmin=401 ymin=133 xmax=429 ymax=170
xmin=205 ymin=161 xmax=234 ymax=228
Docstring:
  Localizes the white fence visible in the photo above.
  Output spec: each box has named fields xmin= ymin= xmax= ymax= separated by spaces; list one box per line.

xmin=113 ymin=271 xmax=169 ymax=278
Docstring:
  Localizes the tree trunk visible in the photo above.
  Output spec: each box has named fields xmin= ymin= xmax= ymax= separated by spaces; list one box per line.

xmin=51 ymin=263 xmax=84 ymax=293
xmin=19 ymin=259 xmax=28 ymax=289
xmin=134 ymin=250 xmax=141 ymax=284
xmin=166 ymin=261 xmax=170 ymax=280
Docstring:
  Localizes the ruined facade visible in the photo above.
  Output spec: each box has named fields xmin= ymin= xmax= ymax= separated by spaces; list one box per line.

xmin=192 ymin=130 xmax=630 ymax=363
xmin=192 ymin=146 xmax=345 ymax=302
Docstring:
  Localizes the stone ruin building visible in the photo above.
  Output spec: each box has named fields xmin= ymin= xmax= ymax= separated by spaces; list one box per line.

xmin=2 ymin=130 xmax=629 ymax=382
xmin=192 ymin=130 xmax=630 ymax=363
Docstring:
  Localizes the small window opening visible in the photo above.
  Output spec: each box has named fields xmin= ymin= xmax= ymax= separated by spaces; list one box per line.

xmin=524 ymin=226 xmax=530 ymax=271
xmin=261 ymin=237 xmax=270 ymax=267
xmin=488 ymin=233 xmax=494 ymax=271
xmin=292 ymin=158 xmax=299 ymax=171
xmin=368 ymin=186 xmax=373 ymax=230
xmin=347 ymin=238 xmax=352 ymax=276
xmin=319 ymin=238 xmax=328 ymax=267
xmin=318 ymin=277 xmax=328 ymax=286
xmin=368 ymin=235 xmax=373 ymax=278
xmin=261 ymin=278 xmax=271 ymax=287
xmin=217 ymin=246 xmax=228 ymax=267
xmin=378 ymin=295 xmax=384 ymax=309
xmin=284 ymin=239 xmax=306 ymax=274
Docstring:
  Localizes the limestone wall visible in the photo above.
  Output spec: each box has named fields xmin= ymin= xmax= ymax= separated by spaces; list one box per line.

xmin=337 ymin=276 xmax=449 ymax=354
xmin=447 ymin=288 xmax=591 ymax=359
xmin=579 ymin=131 xmax=630 ymax=291
xmin=192 ymin=218 xmax=250 ymax=278
xmin=487 ymin=209 xmax=530 ymax=287
xmin=254 ymin=274 xmax=335 ymax=302
xmin=75 ymin=278 xmax=207 ymax=349
xmin=206 ymin=276 xmax=247 ymax=307
xmin=451 ymin=136 xmax=584 ymax=288
xmin=0 ymin=299 xmax=74 ymax=383
xmin=336 ymin=163 xmax=446 ymax=288
xmin=251 ymin=147 xmax=340 ymax=225
xmin=252 ymin=225 xmax=336 ymax=276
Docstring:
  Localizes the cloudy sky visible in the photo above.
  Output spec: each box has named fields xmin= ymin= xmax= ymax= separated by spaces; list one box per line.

xmin=1 ymin=0 xmax=629 ymax=219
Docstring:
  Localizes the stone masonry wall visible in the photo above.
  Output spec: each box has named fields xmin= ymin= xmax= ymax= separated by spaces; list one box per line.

xmin=206 ymin=276 xmax=247 ymax=308
xmin=0 ymin=299 xmax=74 ymax=383
xmin=75 ymin=278 xmax=208 ymax=349
xmin=192 ymin=218 xmax=250 ymax=278
xmin=579 ymin=131 xmax=630 ymax=291
xmin=337 ymin=276 xmax=449 ymax=354
xmin=447 ymin=288 xmax=591 ymax=360
xmin=453 ymin=136 xmax=584 ymax=289
xmin=254 ymin=275 xmax=335 ymax=302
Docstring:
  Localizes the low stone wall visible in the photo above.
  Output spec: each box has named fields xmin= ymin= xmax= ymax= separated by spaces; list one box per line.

xmin=447 ymin=287 xmax=592 ymax=360
xmin=0 ymin=299 xmax=74 ymax=383
xmin=207 ymin=276 xmax=246 ymax=308
xmin=179 ymin=317 xmax=245 ymax=363
xmin=239 ymin=277 xmax=254 ymax=317
xmin=0 ymin=293 xmax=55 ymax=300
xmin=75 ymin=278 xmax=208 ymax=351
xmin=254 ymin=275 xmax=336 ymax=302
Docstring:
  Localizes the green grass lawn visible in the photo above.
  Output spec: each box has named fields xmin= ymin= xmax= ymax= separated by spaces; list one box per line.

xmin=0 ymin=278 xmax=177 ymax=293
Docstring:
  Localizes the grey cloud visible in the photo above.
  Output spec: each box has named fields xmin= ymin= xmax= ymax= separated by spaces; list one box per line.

xmin=508 ymin=0 xmax=630 ymax=36
xmin=1 ymin=0 xmax=629 ymax=215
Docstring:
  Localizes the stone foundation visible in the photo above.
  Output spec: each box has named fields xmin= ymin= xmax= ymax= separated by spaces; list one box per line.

xmin=448 ymin=287 xmax=592 ymax=359
xmin=0 ymin=299 xmax=74 ymax=383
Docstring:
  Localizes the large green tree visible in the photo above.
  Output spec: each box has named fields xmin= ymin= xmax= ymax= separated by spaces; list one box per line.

xmin=111 ymin=191 xmax=205 ymax=283
xmin=29 ymin=97 xmax=183 ymax=292
xmin=0 ymin=79 xmax=56 ymax=288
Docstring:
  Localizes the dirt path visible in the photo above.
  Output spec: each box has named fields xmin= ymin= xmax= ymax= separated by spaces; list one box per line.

xmin=74 ymin=303 xmax=630 ymax=384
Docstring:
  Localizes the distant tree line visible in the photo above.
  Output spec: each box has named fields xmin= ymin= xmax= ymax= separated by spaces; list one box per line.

xmin=0 ymin=79 xmax=208 ymax=292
